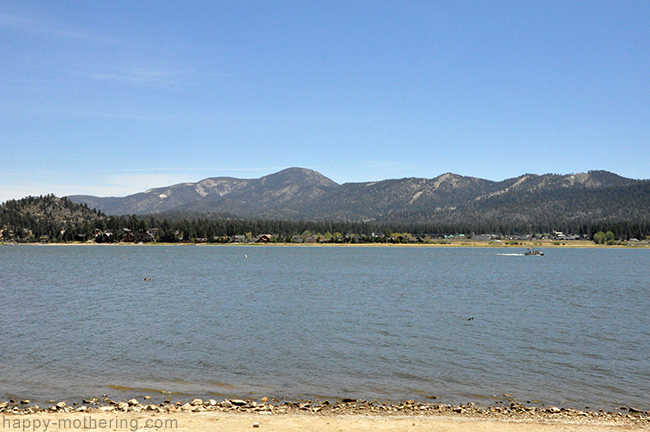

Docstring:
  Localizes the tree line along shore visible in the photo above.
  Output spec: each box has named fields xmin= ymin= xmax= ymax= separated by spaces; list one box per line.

xmin=2 ymin=195 xmax=650 ymax=245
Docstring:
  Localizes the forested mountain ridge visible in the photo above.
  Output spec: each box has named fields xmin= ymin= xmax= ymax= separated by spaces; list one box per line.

xmin=67 ymin=168 xmax=648 ymax=227
xmin=387 ymin=181 xmax=650 ymax=236
xmin=0 ymin=195 xmax=105 ymax=241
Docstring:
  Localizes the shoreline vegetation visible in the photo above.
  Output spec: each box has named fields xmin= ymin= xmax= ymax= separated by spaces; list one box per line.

xmin=3 ymin=196 xmax=650 ymax=246
xmin=1 ymin=397 xmax=648 ymax=431
xmin=3 ymin=239 xmax=650 ymax=248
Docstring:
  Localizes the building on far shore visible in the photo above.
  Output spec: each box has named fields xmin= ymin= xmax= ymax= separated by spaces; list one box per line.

xmin=553 ymin=231 xmax=580 ymax=240
xmin=472 ymin=234 xmax=498 ymax=242
xmin=256 ymin=234 xmax=273 ymax=243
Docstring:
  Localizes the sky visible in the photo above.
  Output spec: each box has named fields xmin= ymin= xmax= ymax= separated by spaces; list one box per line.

xmin=1 ymin=1 xmax=649 ymax=202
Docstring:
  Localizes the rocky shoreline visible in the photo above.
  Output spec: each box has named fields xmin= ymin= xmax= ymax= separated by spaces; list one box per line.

xmin=2 ymin=397 xmax=648 ymax=426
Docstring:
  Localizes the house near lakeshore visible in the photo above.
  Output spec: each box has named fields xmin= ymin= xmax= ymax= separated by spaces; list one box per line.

xmin=94 ymin=231 xmax=113 ymax=243
xmin=553 ymin=231 xmax=580 ymax=241
xmin=473 ymin=234 xmax=498 ymax=242
xmin=256 ymin=234 xmax=273 ymax=243
xmin=139 ymin=230 xmax=157 ymax=243
xmin=122 ymin=228 xmax=135 ymax=242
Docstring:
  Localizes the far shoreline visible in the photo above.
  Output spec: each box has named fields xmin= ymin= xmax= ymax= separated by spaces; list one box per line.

xmin=4 ymin=240 xmax=649 ymax=249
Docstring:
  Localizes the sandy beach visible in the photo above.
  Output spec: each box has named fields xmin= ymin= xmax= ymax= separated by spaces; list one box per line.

xmin=2 ymin=399 xmax=649 ymax=432
xmin=2 ymin=410 xmax=649 ymax=432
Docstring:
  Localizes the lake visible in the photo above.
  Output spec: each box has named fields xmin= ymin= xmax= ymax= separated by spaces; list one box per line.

xmin=0 ymin=244 xmax=648 ymax=410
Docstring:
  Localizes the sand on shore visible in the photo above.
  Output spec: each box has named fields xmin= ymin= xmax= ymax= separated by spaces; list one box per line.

xmin=2 ymin=411 xmax=648 ymax=432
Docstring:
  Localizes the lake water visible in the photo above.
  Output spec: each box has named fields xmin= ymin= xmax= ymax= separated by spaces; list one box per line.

xmin=0 ymin=244 xmax=648 ymax=410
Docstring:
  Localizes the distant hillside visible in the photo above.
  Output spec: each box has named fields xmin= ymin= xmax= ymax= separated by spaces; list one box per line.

xmin=374 ymin=172 xmax=650 ymax=225
xmin=67 ymin=168 xmax=650 ymax=230
xmin=0 ymin=195 xmax=105 ymax=242
xmin=71 ymin=167 xmax=338 ymax=216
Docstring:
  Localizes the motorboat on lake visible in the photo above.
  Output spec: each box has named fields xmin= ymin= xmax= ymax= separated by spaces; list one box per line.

xmin=524 ymin=248 xmax=544 ymax=256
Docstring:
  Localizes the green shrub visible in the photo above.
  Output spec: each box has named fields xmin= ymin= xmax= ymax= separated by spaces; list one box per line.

xmin=593 ymin=231 xmax=606 ymax=244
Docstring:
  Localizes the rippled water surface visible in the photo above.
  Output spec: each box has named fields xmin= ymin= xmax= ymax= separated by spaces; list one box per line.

xmin=1 ymin=245 xmax=648 ymax=409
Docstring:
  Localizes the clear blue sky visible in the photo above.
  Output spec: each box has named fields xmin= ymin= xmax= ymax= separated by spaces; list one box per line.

xmin=2 ymin=1 xmax=649 ymax=202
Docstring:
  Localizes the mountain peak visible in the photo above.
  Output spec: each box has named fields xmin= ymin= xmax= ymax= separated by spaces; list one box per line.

xmin=260 ymin=167 xmax=339 ymax=188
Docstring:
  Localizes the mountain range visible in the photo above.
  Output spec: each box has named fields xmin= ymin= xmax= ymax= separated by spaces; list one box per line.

xmin=68 ymin=168 xmax=650 ymax=226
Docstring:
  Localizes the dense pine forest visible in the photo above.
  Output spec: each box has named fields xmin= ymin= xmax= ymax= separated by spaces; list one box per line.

xmin=2 ymin=195 xmax=649 ymax=244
